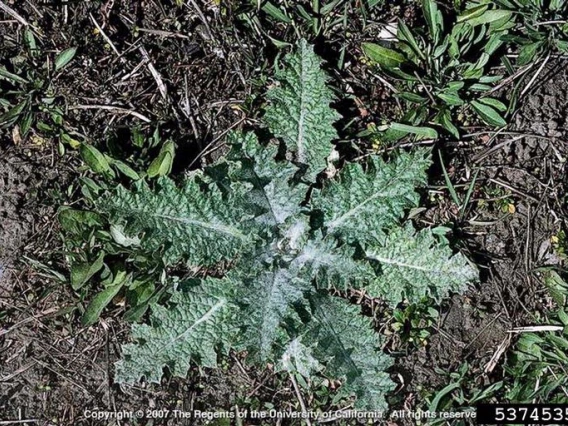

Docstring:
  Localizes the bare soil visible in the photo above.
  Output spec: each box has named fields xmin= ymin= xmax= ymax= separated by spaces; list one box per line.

xmin=0 ymin=150 xmax=33 ymax=269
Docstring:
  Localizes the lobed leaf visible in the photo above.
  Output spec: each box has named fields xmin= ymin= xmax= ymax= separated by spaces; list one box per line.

xmin=365 ymin=224 xmax=478 ymax=304
xmin=240 ymin=265 xmax=314 ymax=360
xmin=101 ymin=176 xmax=253 ymax=266
xmin=227 ymin=132 xmax=306 ymax=226
xmin=115 ymin=278 xmax=237 ymax=384
xmin=265 ymin=39 xmax=340 ymax=182
xmin=311 ymin=150 xmax=430 ymax=245
xmin=306 ymin=294 xmax=395 ymax=410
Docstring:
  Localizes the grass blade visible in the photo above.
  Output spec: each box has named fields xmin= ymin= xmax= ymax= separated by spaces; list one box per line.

xmin=438 ymin=150 xmax=461 ymax=208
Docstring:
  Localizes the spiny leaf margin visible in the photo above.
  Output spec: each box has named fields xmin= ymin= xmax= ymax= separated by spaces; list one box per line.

xmin=265 ymin=39 xmax=340 ymax=182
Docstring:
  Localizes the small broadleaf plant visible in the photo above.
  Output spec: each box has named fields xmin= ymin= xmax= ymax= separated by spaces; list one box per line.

xmin=95 ymin=40 xmax=477 ymax=410
xmin=362 ymin=0 xmax=512 ymax=139
xmin=489 ymin=0 xmax=568 ymax=65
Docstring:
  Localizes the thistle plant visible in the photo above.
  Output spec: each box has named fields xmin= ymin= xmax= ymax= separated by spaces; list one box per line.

xmin=76 ymin=40 xmax=477 ymax=409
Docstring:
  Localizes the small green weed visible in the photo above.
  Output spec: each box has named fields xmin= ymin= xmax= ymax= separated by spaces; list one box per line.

xmin=238 ymin=0 xmax=382 ymax=39
xmin=492 ymin=0 xmax=568 ymax=64
xmin=438 ymin=151 xmax=480 ymax=221
xmin=552 ymin=230 xmax=568 ymax=260
xmin=236 ymin=0 xmax=383 ymax=68
xmin=504 ymin=270 xmax=568 ymax=404
xmin=60 ymin=126 xmax=177 ymax=326
xmin=78 ymin=126 xmax=175 ymax=182
xmin=479 ymin=184 xmax=516 ymax=214
xmin=419 ymin=362 xmax=503 ymax=426
xmin=460 ymin=270 xmax=568 ymax=411
xmin=505 ymin=325 xmax=568 ymax=403
xmin=0 ymin=29 xmax=78 ymax=149
xmin=362 ymin=0 xmax=512 ymax=140
xmin=388 ymin=300 xmax=440 ymax=348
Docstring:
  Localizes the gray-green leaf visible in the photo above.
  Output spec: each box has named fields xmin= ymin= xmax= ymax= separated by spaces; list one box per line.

xmin=265 ymin=39 xmax=340 ymax=181
xmin=115 ymin=278 xmax=236 ymax=384
xmin=102 ymin=176 xmax=252 ymax=266
xmin=55 ymin=47 xmax=77 ymax=71
xmin=365 ymin=224 xmax=477 ymax=304
xmin=307 ymin=295 xmax=395 ymax=410
xmin=312 ymin=150 xmax=430 ymax=245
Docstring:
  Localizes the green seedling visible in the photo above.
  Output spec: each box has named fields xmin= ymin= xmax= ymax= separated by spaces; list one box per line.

xmin=237 ymin=0 xmax=383 ymax=67
xmin=491 ymin=0 xmax=568 ymax=64
xmin=78 ymin=125 xmax=175 ymax=181
xmin=390 ymin=301 xmax=440 ymax=347
xmin=424 ymin=362 xmax=503 ymax=425
xmin=438 ymin=151 xmax=480 ymax=221
xmin=505 ymin=307 xmax=568 ymax=403
xmin=0 ymin=29 xmax=78 ymax=150
xmin=59 ymin=125 xmax=178 ymax=326
xmin=480 ymin=184 xmax=516 ymax=214
xmin=362 ymin=0 xmax=512 ymax=139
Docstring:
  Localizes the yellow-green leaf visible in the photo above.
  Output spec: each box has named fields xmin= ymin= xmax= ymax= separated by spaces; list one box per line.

xmin=518 ymin=41 xmax=544 ymax=66
xmin=71 ymin=252 xmax=105 ymax=291
xmin=362 ymin=43 xmax=406 ymax=69
xmin=479 ymin=97 xmax=507 ymax=112
xmin=111 ymin=159 xmax=141 ymax=180
xmin=147 ymin=140 xmax=175 ymax=178
xmin=81 ymin=279 xmax=125 ymax=326
xmin=61 ymin=133 xmax=81 ymax=149
xmin=80 ymin=143 xmax=111 ymax=174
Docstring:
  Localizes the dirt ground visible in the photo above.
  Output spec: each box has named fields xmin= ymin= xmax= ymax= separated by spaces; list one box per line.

xmin=1 ymin=1 xmax=568 ymax=425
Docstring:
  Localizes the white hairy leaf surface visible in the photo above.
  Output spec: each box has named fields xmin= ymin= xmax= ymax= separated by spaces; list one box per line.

xmin=366 ymin=224 xmax=478 ymax=304
xmin=312 ymin=150 xmax=430 ymax=245
xmin=265 ymin=39 xmax=340 ymax=182
xmin=115 ymin=278 xmax=236 ymax=384
xmin=102 ymin=176 xmax=252 ymax=267
xmin=109 ymin=40 xmax=478 ymax=410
